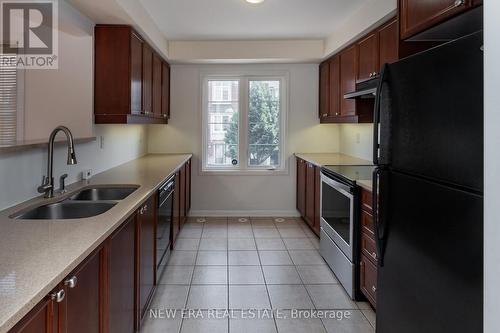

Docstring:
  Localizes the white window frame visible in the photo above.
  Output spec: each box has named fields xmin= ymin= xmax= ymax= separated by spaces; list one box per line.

xmin=201 ymin=70 xmax=289 ymax=175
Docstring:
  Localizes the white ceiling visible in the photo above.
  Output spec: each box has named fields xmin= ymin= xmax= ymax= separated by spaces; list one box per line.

xmin=139 ymin=0 xmax=368 ymax=41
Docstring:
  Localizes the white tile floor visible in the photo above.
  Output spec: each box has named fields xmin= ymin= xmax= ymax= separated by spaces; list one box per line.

xmin=143 ymin=217 xmax=375 ymax=333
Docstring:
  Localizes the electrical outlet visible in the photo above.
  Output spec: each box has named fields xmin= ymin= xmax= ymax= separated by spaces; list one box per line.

xmin=82 ymin=169 xmax=93 ymax=180
xmin=356 ymin=133 xmax=361 ymax=144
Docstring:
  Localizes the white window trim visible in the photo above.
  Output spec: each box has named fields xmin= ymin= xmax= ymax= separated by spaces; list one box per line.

xmin=200 ymin=70 xmax=289 ymax=176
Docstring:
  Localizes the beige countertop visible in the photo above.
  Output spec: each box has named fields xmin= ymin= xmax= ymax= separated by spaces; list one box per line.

xmin=0 ymin=153 xmax=192 ymax=333
xmin=294 ymin=153 xmax=372 ymax=167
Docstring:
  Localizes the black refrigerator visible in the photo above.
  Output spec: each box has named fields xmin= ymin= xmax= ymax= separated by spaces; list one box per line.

xmin=373 ymin=31 xmax=483 ymax=333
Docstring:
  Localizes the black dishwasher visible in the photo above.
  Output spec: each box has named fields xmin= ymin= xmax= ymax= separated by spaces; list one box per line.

xmin=156 ymin=175 xmax=175 ymax=281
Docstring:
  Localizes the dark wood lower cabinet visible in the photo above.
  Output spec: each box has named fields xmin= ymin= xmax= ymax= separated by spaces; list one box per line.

xmin=9 ymin=161 xmax=194 ymax=333
xmin=64 ymin=249 xmax=101 ymax=333
xmin=296 ymin=157 xmax=320 ymax=236
xmin=9 ymin=295 xmax=57 ymax=333
xmin=136 ymin=195 xmax=156 ymax=326
xmin=359 ymin=187 xmax=377 ymax=309
xmin=108 ymin=215 xmax=136 ymax=333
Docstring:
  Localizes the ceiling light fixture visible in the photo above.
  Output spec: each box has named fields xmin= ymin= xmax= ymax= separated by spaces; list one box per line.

xmin=246 ymin=0 xmax=265 ymax=4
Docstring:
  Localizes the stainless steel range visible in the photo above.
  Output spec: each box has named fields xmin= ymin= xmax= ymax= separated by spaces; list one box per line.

xmin=319 ymin=165 xmax=373 ymax=300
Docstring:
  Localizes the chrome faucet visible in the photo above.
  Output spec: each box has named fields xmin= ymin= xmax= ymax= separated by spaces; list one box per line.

xmin=37 ymin=126 xmax=77 ymax=198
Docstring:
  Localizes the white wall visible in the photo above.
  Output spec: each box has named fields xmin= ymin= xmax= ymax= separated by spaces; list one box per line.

xmin=339 ymin=124 xmax=373 ymax=161
xmin=484 ymin=1 xmax=500 ymax=331
xmin=23 ymin=0 xmax=94 ymax=140
xmin=0 ymin=1 xmax=148 ymax=210
xmin=148 ymin=64 xmax=340 ymax=216
xmin=0 ymin=125 xmax=147 ymax=210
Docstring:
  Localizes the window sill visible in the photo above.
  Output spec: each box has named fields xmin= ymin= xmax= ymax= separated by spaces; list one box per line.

xmin=200 ymin=168 xmax=289 ymax=176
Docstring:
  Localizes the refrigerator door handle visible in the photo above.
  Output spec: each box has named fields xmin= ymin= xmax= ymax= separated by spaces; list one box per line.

xmin=372 ymin=167 xmax=389 ymax=267
xmin=373 ymin=64 xmax=388 ymax=165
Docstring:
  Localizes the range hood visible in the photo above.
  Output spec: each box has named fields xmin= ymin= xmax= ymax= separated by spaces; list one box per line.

xmin=344 ymin=77 xmax=378 ymax=99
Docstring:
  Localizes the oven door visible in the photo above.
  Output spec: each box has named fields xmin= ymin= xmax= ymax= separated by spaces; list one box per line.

xmin=320 ymin=173 xmax=355 ymax=261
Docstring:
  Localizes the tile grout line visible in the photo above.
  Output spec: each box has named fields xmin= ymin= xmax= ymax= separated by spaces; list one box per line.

xmin=251 ymin=216 xmax=279 ymax=333
xmin=178 ymin=218 xmax=205 ymax=333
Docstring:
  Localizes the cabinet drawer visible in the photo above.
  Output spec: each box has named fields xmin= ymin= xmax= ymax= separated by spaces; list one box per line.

xmin=361 ymin=232 xmax=378 ymax=265
xmin=360 ymin=254 xmax=377 ymax=307
xmin=361 ymin=210 xmax=375 ymax=237
xmin=361 ymin=188 xmax=373 ymax=213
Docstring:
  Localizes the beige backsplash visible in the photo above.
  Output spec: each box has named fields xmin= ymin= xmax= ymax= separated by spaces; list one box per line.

xmin=339 ymin=124 xmax=374 ymax=162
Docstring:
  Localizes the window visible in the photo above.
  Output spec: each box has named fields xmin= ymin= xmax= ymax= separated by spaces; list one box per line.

xmin=0 ymin=52 xmax=17 ymax=145
xmin=202 ymin=73 xmax=287 ymax=173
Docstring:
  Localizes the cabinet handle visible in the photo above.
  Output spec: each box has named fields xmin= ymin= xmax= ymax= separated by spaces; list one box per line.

xmin=369 ymin=73 xmax=373 ymax=78
xmin=51 ymin=289 xmax=65 ymax=303
xmin=139 ymin=207 xmax=144 ymax=215
xmin=163 ymin=114 xmax=167 ymax=118
xmin=335 ymin=112 xmax=339 ymax=116
xmin=144 ymin=204 xmax=148 ymax=212
xmin=64 ymin=276 xmax=77 ymax=289
xmin=371 ymin=252 xmax=377 ymax=260
xmin=322 ymin=113 xmax=328 ymax=117
xmin=372 ymin=286 xmax=377 ymax=293
xmin=454 ymin=0 xmax=465 ymax=6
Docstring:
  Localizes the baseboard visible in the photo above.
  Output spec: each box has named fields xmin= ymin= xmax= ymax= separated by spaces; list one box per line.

xmin=189 ymin=210 xmax=301 ymax=217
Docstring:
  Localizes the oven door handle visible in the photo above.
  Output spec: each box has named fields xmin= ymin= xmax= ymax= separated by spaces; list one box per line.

xmin=321 ymin=174 xmax=354 ymax=197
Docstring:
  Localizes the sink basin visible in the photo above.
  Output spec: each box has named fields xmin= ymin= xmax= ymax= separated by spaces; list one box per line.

xmin=14 ymin=201 xmax=116 ymax=220
xmin=69 ymin=186 xmax=138 ymax=201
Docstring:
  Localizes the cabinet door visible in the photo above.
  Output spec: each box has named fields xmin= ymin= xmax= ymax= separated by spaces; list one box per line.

xmin=328 ymin=56 xmax=341 ymax=118
xmin=179 ymin=164 xmax=186 ymax=226
xmin=313 ymin=166 xmax=321 ymax=235
xmin=296 ymin=158 xmax=306 ymax=217
xmin=137 ymin=195 xmax=156 ymax=321
xmin=304 ymin=162 xmax=315 ymax=226
xmin=65 ymin=250 xmax=100 ymax=333
xmin=108 ymin=216 xmax=136 ymax=333
xmin=378 ymin=18 xmax=399 ymax=69
xmin=357 ymin=32 xmax=379 ymax=82
xmin=360 ymin=254 xmax=377 ymax=308
xmin=130 ymin=32 xmax=143 ymax=115
xmin=400 ymin=0 xmax=471 ymax=39
xmin=152 ymin=53 xmax=163 ymax=117
xmin=185 ymin=159 xmax=191 ymax=213
xmin=142 ymin=44 xmax=153 ymax=115
xmin=9 ymin=296 xmax=57 ymax=333
xmin=340 ymin=45 xmax=357 ymax=116
xmin=319 ymin=61 xmax=330 ymax=120
xmin=172 ymin=171 xmax=181 ymax=246
xmin=161 ymin=62 xmax=170 ymax=119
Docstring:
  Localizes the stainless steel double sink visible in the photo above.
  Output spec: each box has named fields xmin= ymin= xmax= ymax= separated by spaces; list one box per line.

xmin=12 ymin=186 xmax=139 ymax=220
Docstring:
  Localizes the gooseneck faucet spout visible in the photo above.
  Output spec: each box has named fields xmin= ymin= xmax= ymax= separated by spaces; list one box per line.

xmin=37 ymin=126 xmax=78 ymax=198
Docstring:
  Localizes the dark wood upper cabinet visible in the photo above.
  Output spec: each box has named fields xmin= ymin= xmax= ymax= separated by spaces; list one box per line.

xmin=296 ymin=158 xmax=306 ymax=217
xmin=340 ymin=45 xmax=357 ymax=117
xmin=94 ymin=25 xmax=169 ymax=124
xmin=136 ymin=195 xmax=156 ymax=325
xmin=319 ymin=61 xmax=330 ymax=120
xmin=152 ymin=53 xmax=163 ymax=118
xmin=142 ymin=43 xmax=153 ymax=116
xmin=378 ymin=18 xmax=399 ymax=68
xmin=328 ymin=56 xmax=341 ymax=118
xmin=399 ymin=0 xmax=473 ymax=40
xmin=357 ymin=32 xmax=379 ymax=82
xmin=130 ymin=32 xmax=143 ymax=115
xmin=108 ymin=216 xmax=136 ymax=333
xmin=304 ymin=162 xmax=315 ymax=227
xmin=64 ymin=250 xmax=100 ymax=333
xmin=161 ymin=62 xmax=171 ymax=120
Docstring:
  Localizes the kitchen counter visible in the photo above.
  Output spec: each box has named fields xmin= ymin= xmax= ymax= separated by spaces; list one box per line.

xmin=0 ymin=153 xmax=192 ymax=333
xmin=294 ymin=153 xmax=372 ymax=167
